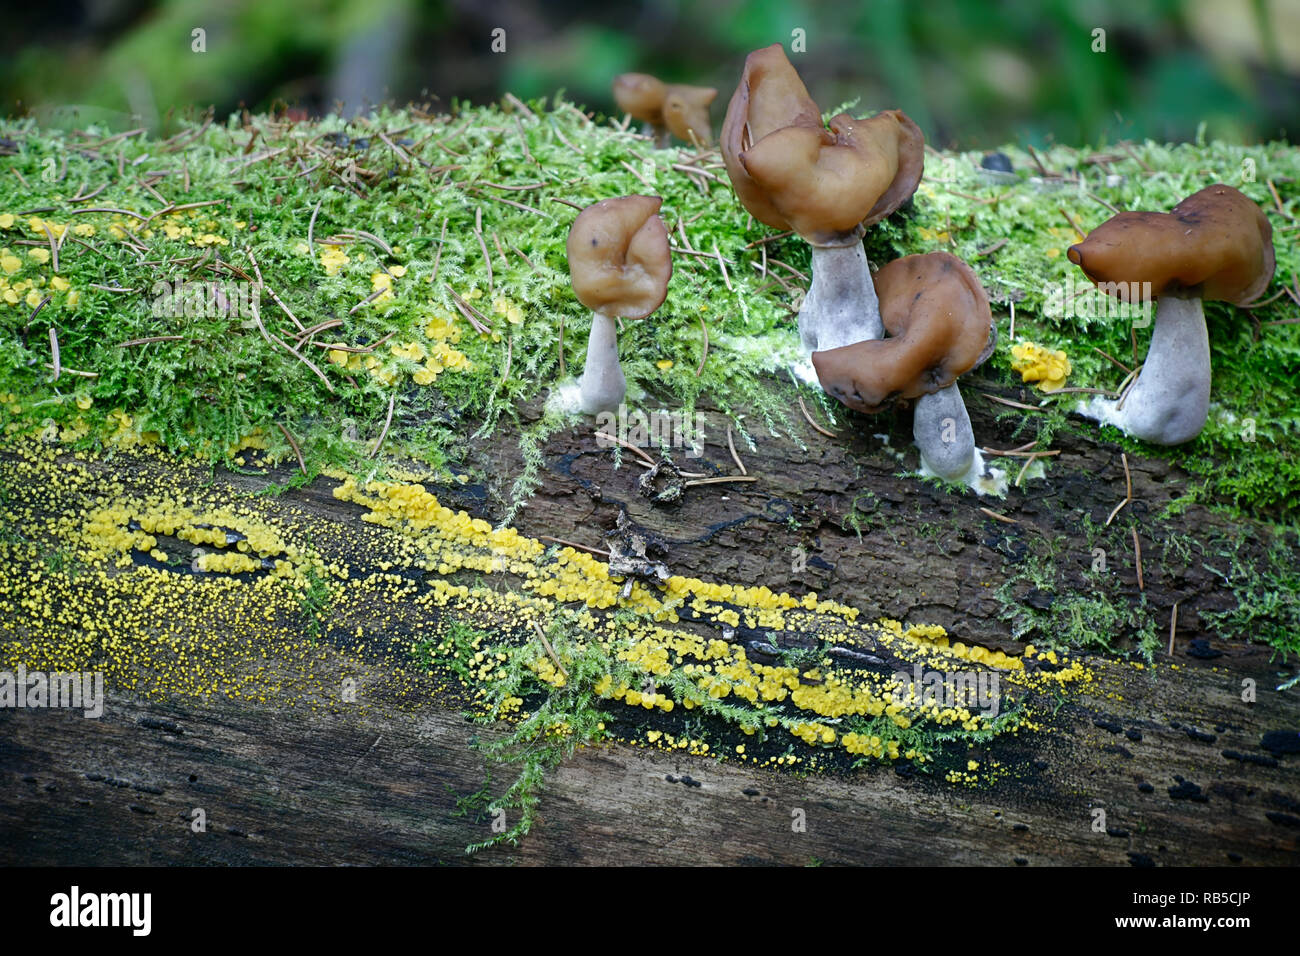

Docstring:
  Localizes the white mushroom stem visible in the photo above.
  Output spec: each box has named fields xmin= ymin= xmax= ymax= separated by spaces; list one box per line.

xmin=798 ymin=242 xmax=882 ymax=353
xmin=915 ymin=383 xmax=1005 ymax=495
xmin=1078 ymin=296 xmax=1210 ymax=445
xmin=578 ymin=311 xmax=627 ymax=416
xmin=641 ymin=122 xmax=672 ymax=149
xmin=913 ymin=383 xmax=976 ymax=481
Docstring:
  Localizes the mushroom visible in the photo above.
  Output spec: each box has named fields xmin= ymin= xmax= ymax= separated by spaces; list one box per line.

xmin=1067 ymin=184 xmax=1275 ymax=445
xmin=567 ymin=195 xmax=673 ymax=415
xmin=811 ymin=252 xmax=999 ymax=485
xmin=613 ymin=73 xmax=718 ymax=147
xmin=719 ymin=43 xmax=923 ymax=356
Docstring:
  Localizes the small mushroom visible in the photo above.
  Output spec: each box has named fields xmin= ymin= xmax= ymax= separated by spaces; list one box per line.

xmin=567 ymin=195 xmax=673 ymax=415
xmin=812 ymin=252 xmax=998 ymax=485
xmin=613 ymin=73 xmax=717 ymax=147
xmin=719 ymin=43 xmax=923 ymax=356
xmin=1067 ymin=184 xmax=1275 ymax=445
xmin=662 ymin=84 xmax=718 ymax=147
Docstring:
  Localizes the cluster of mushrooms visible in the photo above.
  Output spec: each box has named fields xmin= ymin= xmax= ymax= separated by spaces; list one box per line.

xmin=563 ymin=44 xmax=1277 ymax=491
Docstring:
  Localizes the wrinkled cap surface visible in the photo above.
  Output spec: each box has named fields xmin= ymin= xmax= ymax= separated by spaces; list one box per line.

xmin=567 ymin=195 xmax=672 ymax=319
xmin=1067 ymin=184 xmax=1275 ymax=306
xmin=812 ymin=252 xmax=994 ymax=413
xmin=613 ymin=73 xmax=668 ymax=124
xmin=662 ymin=84 xmax=718 ymax=146
xmin=720 ymin=44 xmax=924 ymax=245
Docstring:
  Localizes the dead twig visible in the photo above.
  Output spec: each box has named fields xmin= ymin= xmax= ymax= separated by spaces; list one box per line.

xmin=557 ymin=313 xmax=566 ymax=377
xmin=1115 ymin=364 xmax=1144 ymax=411
xmin=1105 ymin=452 xmax=1133 ymax=526
xmin=42 ymin=364 xmax=96 ymax=378
xmin=69 ymin=206 xmax=147 ymax=221
xmin=767 ymin=258 xmax=809 ymax=282
xmin=431 ymin=217 xmax=448 ymax=283
xmin=530 ymin=622 xmax=568 ymax=679
xmin=39 ymin=222 xmax=59 ymax=273
xmin=1132 ymin=527 xmax=1145 ymax=591
xmin=979 ymin=507 xmax=1018 ymax=525
xmin=275 ymin=422 xmax=307 ymax=475
xmin=1120 ymin=141 xmax=1152 ymax=172
xmin=537 ymin=535 xmax=611 ymax=557
xmin=1084 ymin=188 xmax=1121 ymax=215
xmin=695 ymin=313 xmax=709 ymax=377
xmin=982 ymin=447 xmax=1060 ymax=458
xmin=683 ymin=476 xmax=758 ymax=487
xmin=509 ymin=243 xmax=538 ymax=273
xmin=1059 ymin=207 xmax=1086 ymax=241
xmin=1014 ymin=453 xmax=1041 ymax=487
xmin=1266 ymin=179 xmax=1294 ymax=220
xmin=117 ymin=335 xmax=184 ymax=347
xmin=349 ymin=288 xmax=386 ymax=314
xmin=342 ymin=229 xmax=394 ymax=258
xmin=1092 ymin=346 xmax=1132 ymax=374
xmin=726 ymin=426 xmax=747 ymax=476
xmin=593 ymin=431 xmax=657 ymax=467
xmin=48 ymin=328 xmax=61 ymax=381
xmin=445 ymin=286 xmax=493 ymax=334
xmin=370 ymin=394 xmax=395 ymax=457
xmin=1045 ymin=386 xmax=1117 ymax=396
xmin=466 ymin=187 xmax=551 ymax=219
xmin=796 ymin=393 xmax=838 ymax=438
xmin=68 ymin=182 xmax=109 ymax=203
xmin=307 ymin=200 xmax=322 ymax=261
xmin=982 ymin=392 xmax=1041 ymax=411
xmin=743 ymin=231 xmax=793 ymax=248
xmin=503 ymin=92 xmax=537 ymax=121
xmin=473 ymin=207 xmax=493 ymax=295
xmin=500 ymin=335 xmax=512 ymax=385
xmin=250 ymin=301 xmax=334 ymax=394
xmin=295 ymin=319 xmax=343 ymax=342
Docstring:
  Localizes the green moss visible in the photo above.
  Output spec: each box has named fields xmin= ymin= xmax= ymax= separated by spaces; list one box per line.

xmin=1200 ymin=528 xmax=1300 ymax=661
xmin=996 ymin=535 xmax=1162 ymax=660
xmin=4 ymin=103 xmax=1296 ymax=519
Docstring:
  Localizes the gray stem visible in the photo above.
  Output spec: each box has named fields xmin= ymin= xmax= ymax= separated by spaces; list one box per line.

xmin=914 ymin=383 xmax=976 ymax=481
xmin=1080 ymin=297 xmax=1210 ymax=445
xmin=578 ymin=311 xmax=626 ymax=416
xmin=799 ymin=243 xmax=882 ymax=353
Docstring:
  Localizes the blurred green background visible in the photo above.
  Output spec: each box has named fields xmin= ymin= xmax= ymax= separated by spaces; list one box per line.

xmin=3 ymin=0 xmax=1297 ymax=146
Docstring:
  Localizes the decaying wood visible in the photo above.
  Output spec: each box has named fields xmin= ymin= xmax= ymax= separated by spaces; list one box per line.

xmin=1 ymin=375 xmax=1297 ymax=865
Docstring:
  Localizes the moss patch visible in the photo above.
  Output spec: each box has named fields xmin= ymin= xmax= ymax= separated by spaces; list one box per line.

xmin=0 ymin=102 xmax=1296 ymax=520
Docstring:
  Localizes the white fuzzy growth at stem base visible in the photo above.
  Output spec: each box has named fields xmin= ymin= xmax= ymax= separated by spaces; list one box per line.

xmin=1076 ymin=296 xmax=1210 ymax=445
xmin=578 ymin=311 xmax=627 ymax=416
xmin=799 ymin=243 xmax=882 ymax=353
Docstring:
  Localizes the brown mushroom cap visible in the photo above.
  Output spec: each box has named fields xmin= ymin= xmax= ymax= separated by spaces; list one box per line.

xmin=859 ymin=110 xmax=924 ymax=227
xmin=720 ymin=44 xmax=822 ymax=231
xmin=1067 ymin=184 xmax=1275 ymax=306
xmin=614 ymin=73 xmax=668 ymax=125
xmin=662 ymin=84 xmax=718 ymax=146
xmin=720 ymin=44 xmax=924 ymax=244
xmin=811 ymin=252 xmax=994 ymax=413
xmin=567 ymin=195 xmax=672 ymax=319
